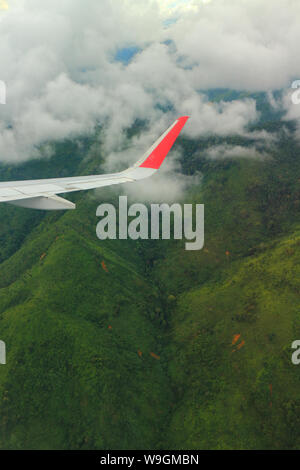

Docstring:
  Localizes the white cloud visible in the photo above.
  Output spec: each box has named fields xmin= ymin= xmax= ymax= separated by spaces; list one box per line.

xmin=123 ymin=153 xmax=201 ymax=203
xmin=206 ymin=144 xmax=269 ymax=160
xmin=0 ymin=0 xmax=297 ymax=171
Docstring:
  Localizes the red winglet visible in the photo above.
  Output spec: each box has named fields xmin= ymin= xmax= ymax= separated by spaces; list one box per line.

xmin=140 ymin=116 xmax=189 ymax=170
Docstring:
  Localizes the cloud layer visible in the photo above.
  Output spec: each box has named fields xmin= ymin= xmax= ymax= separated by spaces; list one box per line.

xmin=0 ymin=0 xmax=298 ymax=167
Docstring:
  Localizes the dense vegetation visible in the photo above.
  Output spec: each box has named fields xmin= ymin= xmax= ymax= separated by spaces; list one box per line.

xmin=0 ymin=100 xmax=299 ymax=449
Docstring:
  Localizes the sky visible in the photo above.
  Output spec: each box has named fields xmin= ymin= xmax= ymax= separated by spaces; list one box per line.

xmin=0 ymin=0 xmax=298 ymax=188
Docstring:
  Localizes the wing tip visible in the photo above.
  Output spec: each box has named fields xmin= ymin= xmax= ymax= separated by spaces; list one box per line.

xmin=179 ymin=115 xmax=190 ymax=121
xmin=139 ymin=115 xmax=190 ymax=170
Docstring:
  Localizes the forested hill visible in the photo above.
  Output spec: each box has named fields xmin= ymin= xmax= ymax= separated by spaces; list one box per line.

xmin=0 ymin=113 xmax=299 ymax=449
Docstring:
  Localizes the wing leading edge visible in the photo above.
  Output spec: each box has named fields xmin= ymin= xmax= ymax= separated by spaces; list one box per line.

xmin=0 ymin=116 xmax=189 ymax=210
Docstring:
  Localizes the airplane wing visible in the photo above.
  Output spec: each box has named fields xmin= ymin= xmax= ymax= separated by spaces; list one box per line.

xmin=0 ymin=116 xmax=189 ymax=210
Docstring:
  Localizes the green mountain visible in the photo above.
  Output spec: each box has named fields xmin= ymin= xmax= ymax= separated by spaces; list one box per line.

xmin=0 ymin=124 xmax=299 ymax=449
